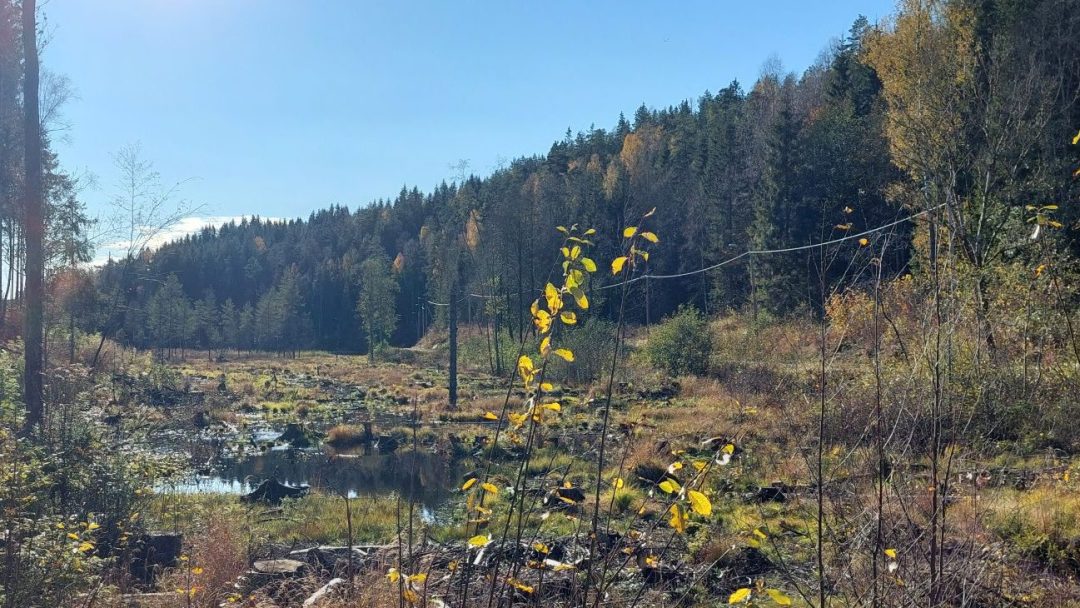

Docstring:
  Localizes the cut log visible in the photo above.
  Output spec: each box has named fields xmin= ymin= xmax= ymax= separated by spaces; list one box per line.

xmin=242 ymin=559 xmax=308 ymax=594
xmin=303 ymin=577 xmax=345 ymax=607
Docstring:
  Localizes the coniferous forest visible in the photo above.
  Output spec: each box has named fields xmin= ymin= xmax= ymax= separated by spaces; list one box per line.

xmin=3 ymin=1 xmax=1080 ymax=607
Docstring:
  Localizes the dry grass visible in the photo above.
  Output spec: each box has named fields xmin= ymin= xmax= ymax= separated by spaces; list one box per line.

xmin=158 ymin=515 xmax=248 ymax=608
xmin=325 ymin=424 xmax=369 ymax=448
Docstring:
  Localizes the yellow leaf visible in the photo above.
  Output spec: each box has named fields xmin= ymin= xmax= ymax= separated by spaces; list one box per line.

xmin=581 ymin=257 xmax=597 ymax=272
xmin=544 ymin=283 xmax=561 ymax=313
xmin=553 ymin=348 xmax=574 ymax=362
xmin=885 ymin=548 xmax=897 ymax=559
xmin=640 ymin=231 xmax=659 ymax=243
xmin=728 ymin=588 xmax=751 ymax=604
xmin=614 ymin=477 xmax=624 ymax=489
xmin=859 ymin=238 xmax=869 ymax=247
xmin=560 ymin=311 xmax=577 ymax=325
xmin=1073 ymin=129 xmax=1080 ymax=145
xmin=508 ymin=578 xmax=534 ymax=594
xmin=668 ymin=504 xmax=687 ymax=534
xmin=753 ymin=528 xmax=768 ymax=540
xmin=542 ymin=402 xmax=561 ymax=412
xmin=462 ymin=478 xmax=478 ymax=491
xmin=533 ymin=309 xmax=552 ymax=333
xmin=483 ymin=411 xmax=498 ymax=421
xmin=67 ymin=533 xmax=79 ymax=541
xmin=467 ymin=534 xmax=491 ymax=548
xmin=86 ymin=522 xmax=100 ymax=531
xmin=572 ymin=290 xmax=589 ymax=309
xmin=722 ymin=443 xmax=735 ymax=455
xmin=560 ymin=246 xmax=570 ymax=259
xmin=611 ymin=256 xmax=628 ymax=275
xmin=481 ymin=482 xmax=499 ymax=494
xmin=766 ymin=589 xmax=793 ymax=605
xmin=191 ymin=567 xmax=204 ymax=575
xmin=687 ymin=490 xmax=712 ymax=516
xmin=623 ymin=226 xmax=638 ymax=238
xmin=540 ymin=382 xmax=554 ymax=391
xmin=532 ymin=542 xmax=550 ymax=554
xmin=658 ymin=479 xmax=680 ymax=494
xmin=570 ymin=245 xmax=581 ymax=260
xmin=403 ymin=588 xmax=419 ymax=604
xmin=407 ymin=573 xmax=427 ymax=583
xmin=540 ymin=336 xmax=551 ymax=356
xmin=78 ymin=541 xmax=94 ymax=553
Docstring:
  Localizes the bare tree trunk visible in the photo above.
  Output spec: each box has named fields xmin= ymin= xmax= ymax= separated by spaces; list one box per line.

xmin=21 ymin=0 xmax=43 ymax=434
xmin=448 ymin=283 xmax=458 ymax=409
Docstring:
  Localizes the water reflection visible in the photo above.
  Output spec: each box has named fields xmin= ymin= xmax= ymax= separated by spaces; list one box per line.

xmin=165 ymin=449 xmax=454 ymax=508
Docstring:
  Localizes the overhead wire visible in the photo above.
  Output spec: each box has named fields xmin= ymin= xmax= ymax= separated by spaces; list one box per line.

xmin=421 ymin=204 xmax=942 ymax=306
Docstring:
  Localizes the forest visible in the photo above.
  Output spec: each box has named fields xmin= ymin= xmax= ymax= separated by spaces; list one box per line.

xmin=3 ymin=0 xmax=1080 ymax=606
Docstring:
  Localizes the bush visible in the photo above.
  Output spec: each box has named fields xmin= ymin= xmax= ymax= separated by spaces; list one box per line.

xmin=643 ymin=306 xmax=712 ymax=376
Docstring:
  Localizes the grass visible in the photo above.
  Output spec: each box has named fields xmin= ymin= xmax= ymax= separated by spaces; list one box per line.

xmin=149 ymin=490 xmax=413 ymax=547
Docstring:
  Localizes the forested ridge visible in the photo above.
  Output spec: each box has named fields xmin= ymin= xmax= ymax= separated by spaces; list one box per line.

xmin=92 ymin=17 xmax=918 ymax=355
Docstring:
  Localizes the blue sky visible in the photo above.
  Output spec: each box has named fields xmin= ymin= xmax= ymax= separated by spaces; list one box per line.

xmin=44 ymin=0 xmax=896 ymax=248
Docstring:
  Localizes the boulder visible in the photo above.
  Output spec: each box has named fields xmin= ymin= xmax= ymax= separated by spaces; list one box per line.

xmin=242 ymin=478 xmax=309 ymax=505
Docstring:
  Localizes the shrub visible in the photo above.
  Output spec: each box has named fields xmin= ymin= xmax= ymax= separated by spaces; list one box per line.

xmin=643 ymin=305 xmax=712 ymax=376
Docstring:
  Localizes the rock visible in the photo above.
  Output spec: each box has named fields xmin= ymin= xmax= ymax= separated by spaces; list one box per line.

xmin=377 ymin=434 xmax=399 ymax=453
xmin=715 ymin=546 xmax=774 ymax=578
xmin=633 ymin=463 xmax=667 ymax=485
xmin=750 ymin=485 xmax=787 ymax=503
xmin=279 ymin=423 xmax=319 ymax=448
xmin=632 ymin=463 xmax=681 ymax=488
xmin=544 ymin=486 xmax=587 ymax=511
xmin=130 ymin=533 xmax=183 ymax=584
xmin=241 ymin=478 xmax=309 ymax=505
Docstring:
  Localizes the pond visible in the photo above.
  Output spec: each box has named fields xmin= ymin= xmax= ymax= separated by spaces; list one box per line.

xmin=160 ymin=447 xmax=457 ymax=509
